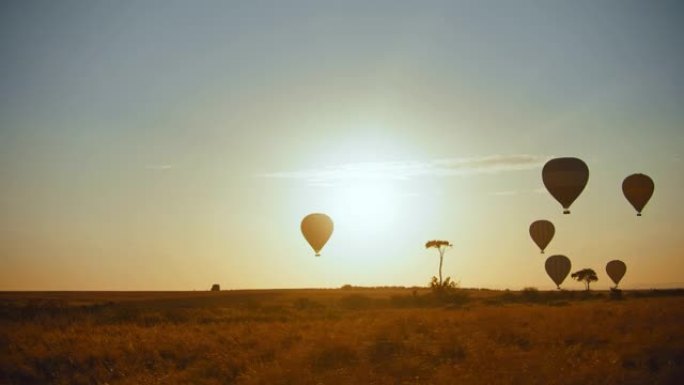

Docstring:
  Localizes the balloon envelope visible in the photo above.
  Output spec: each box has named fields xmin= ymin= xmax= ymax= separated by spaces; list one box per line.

xmin=545 ymin=255 xmax=571 ymax=289
xmin=606 ymin=260 xmax=627 ymax=287
xmin=529 ymin=220 xmax=555 ymax=253
xmin=542 ymin=157 xmax=589 ymax=214
xmin=622 ymin=174 xmax=654 ymax=216
xmin=301 ymin=213 xmax=334 ymax=256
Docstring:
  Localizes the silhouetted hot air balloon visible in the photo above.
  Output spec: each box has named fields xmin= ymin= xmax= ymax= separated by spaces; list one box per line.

xmin=622 ymin=173 xmax=654 ymax=216
xmin=545 ymin=255 xmax=571 ymax=289
xmin=301 ymin=213 xmax=334 ymax=256
xmin=606 ymin=260 xmax=627 ymax=288
xmin=542 ymin=157 xmax=589 ymax=214
xmin=529 ymin=220 xmax=555 ymax=254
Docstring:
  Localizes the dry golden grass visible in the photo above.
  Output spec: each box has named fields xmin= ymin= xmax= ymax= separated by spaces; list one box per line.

xmin=1 ymin=288 xmax=683 ymax=384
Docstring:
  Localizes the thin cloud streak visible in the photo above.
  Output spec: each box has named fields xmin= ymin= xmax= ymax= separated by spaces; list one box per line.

xmin=489 ymin=187 xmax=548 ymax=197
xmin=260 ymin=154 xmax=548 ymax=184
xmin=145 ymin=164 xmax=173 ymax=171
xmin=490 ymin=190 xmax=519 ymax=196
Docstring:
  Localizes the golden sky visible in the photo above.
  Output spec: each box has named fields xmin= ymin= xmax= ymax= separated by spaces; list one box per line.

xmin=1 ymin=1 xmax=683 ymax=290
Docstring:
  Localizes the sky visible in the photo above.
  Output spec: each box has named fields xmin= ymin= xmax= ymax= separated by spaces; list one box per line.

xmin=1 ymin=0 xmax=683 ymax=290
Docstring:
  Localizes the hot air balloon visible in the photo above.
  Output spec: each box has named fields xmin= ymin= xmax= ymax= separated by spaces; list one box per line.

xmin=301 ymin=213 xmax=334 ymax=256
xmin=545 ymin=255 xmax=571 ymax=289
xmin=622 ymin=174 xmax=654 ymax=216
xmin=542 ymin=157 xmax=589 ymax=214
xmin=529 ymin=220 xmax=555 ymax=254
xmin=606 ymin=260 xmax=627 ymax=288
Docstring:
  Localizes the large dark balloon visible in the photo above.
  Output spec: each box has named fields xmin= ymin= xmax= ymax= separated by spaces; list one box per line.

xmin=545 ymin=255 xmax=571 ymax=289
xmin=622 ymin=174 xmax=654 ymax=216
xmin=529 ymin=220 xmax=555 ymax=254
xmin=301 ymin=213 xmax=334 ymax=256
xmin=542 ymin=157 xmax=589 ymax=214
xmin=606 ymin=260 xmax=627 ymax=288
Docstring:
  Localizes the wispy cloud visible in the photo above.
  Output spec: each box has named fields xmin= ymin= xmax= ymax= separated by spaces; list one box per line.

xmin=489 ymin=187 xmax=548 ymax=197
xmin=490 ymin=190 xmax=519 ymax=196
xmin=260 ymin=154 xmax=548 ymax=185
xmin=145 ymin=164 xmax=173 ymax=171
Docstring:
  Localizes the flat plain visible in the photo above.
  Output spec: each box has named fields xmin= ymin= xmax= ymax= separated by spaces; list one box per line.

xmin=2 ymin=288 xmax=683 ymax=384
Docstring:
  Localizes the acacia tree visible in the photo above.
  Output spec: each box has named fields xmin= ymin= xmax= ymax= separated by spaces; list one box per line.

xmin=571 ymin=268 xmax=598 ymax=291
xmin=425 ymin=240 xmax=453 ymax=286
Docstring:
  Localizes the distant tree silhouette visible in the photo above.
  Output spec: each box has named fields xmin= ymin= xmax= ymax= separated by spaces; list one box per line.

xmin=425 ymin=240 xmax=452 ymax=286
xmin=571 ymin=268 xmax=598 ymax=291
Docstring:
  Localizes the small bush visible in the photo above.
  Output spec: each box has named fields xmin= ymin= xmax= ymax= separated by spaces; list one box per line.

xmin=426 ymin=277 xmax=470 ymax=306
xmin=521 ymin=287 xmax=539 ymax=298
xmin=429 ymin=276 xmax=459 ymax=295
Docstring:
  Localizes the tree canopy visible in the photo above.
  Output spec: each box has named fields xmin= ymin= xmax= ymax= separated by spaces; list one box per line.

xmin=425 ymin=240 xmax=452 ymax=249
xmin=571 ymin=268 xmax=598 ymax=291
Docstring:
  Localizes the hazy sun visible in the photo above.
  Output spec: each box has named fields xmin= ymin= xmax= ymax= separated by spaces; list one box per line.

xmin=330 ymin=180 xmax=401 ymax=232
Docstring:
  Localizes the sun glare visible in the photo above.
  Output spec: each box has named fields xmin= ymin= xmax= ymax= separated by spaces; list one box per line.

xmin=330 ymin=181 xmax=400 ymax=232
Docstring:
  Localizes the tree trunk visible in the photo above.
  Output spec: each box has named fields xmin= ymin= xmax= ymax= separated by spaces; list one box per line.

xmin=438 ymin=250 xmax=444 ymax=286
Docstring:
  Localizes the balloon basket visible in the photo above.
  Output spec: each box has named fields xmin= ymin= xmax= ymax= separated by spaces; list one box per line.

xmin=563 ymin=210 xmax=570 ymax=214
xmin=609 ymin=287 xmax=623 ymax=300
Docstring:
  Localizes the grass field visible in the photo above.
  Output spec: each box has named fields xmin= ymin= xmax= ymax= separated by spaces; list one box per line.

xmin=2 ymin=288 xmax=683 ymax=384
